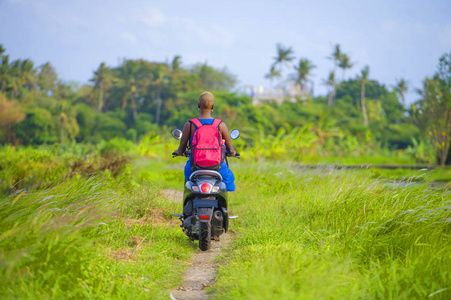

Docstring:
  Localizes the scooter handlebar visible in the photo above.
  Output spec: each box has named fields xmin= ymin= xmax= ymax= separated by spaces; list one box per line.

xmin=172 ymin=150 xmax=191 ymax=158
xmin=173 ymin=150 xmax=239 ymax=158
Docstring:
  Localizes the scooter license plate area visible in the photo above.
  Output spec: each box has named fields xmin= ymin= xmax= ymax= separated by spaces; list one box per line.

xmin=193 ymin=199 xmax=218 ymax=209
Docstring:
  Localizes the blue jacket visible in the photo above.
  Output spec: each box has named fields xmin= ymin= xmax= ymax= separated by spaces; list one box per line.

xmin=184 ymin=118 xmax=236 ymax=192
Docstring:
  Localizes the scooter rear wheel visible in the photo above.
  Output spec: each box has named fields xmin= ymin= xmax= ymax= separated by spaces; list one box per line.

xmin=199 ymin=222 xmax=211 ymax=251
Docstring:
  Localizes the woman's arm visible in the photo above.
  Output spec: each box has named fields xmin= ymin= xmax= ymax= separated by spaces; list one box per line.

xmin=219 ymin=122 xmax=236 ymax=156
xmin=174 ymin=122 xmax=192 ymax=156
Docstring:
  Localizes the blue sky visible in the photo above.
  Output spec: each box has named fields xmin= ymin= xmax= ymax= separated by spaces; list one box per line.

xmin=1 ymin=0 xmax=450 ymax=105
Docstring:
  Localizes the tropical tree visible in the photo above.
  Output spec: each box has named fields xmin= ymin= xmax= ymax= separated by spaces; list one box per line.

xmin=412 ymin=52 xmax=451 ymax=166
xmin=191 ymin=63 xmax=237 ymax=91
xmin=264 ymin=65 xmax=282 ymax=88
xmin=19 ymin=59 xmax=37 ymax=91
xmin=271 ymin=43 xmax=295 ymax=82
xmin=329 ymin=44 xmax=341 ymax=74
xmin=38 ymin=62 xmax=58 ymax=95
xmin=338 ymin=54 xmax=353 ymax=81
xmin=116 ymin=60 xmax=141 ymax=118
xmin=272 ymin=44 xmax=295 ymax=68
xmin=359 ymin=66 xmax=369 ymax=126
xmin=0 ymin=93 xmax=25 ymax=143
xmin=325 ymin=71 xmax=336 ymax=106
xmin=90 ymin=62 xmax=114 ymax=112
xmin=8 ymin=60 xmax=21 ymax=100
xmin=153 ymin=64 xmax=170 ymax=125
xmin=0 ymin=55 xmax=10 ymax=93
xmin=171 ymin=55 xmax=182 ymax=72
xmin=58 ymin=100 xmax=79 ymax=145
xmin=394 ymin=78 xmax=409 ymax=107
xmin=292 ymin=58 xmax=316 ymax=94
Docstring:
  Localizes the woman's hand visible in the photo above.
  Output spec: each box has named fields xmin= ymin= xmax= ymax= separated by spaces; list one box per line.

xmin=173 ymin=149 xmax=184 ymax=156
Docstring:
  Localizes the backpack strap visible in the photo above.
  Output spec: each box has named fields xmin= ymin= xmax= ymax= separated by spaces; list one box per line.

xmin=190 ymin=118 xmax=203 ymax=129
xmin=212 ymin=119 xmax=222 ymax=129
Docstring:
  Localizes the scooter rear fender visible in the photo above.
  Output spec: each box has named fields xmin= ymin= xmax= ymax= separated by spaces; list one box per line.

xmin=196 ymin=207 xmax=214 ymax=223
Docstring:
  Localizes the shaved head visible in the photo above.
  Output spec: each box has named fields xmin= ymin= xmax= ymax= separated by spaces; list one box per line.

xmin=198 ymin=92 xmax=215 ymax=109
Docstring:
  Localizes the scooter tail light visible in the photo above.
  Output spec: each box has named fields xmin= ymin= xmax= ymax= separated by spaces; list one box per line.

xmin=192 ymin=186 xmax=199 ymax=192
xmin=200 ymin=215 xmax=210 ymax=220
xmin=201 ymin=183 xmax=211 ymax=193
xmin=212 ymin=186 xmax=219 ymax=192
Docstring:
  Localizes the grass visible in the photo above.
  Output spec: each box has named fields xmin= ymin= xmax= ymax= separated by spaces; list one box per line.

xmin=0 ymin=147 xmax=195 ymax=299
xmin=1 ymin=143 xmax=450 ymax=299
xmin=212 ymin=161 xmax=451 ymax=299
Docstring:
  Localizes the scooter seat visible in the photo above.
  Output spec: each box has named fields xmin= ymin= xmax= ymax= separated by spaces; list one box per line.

xmin=189 ymin=170 xmax=223 ymax=181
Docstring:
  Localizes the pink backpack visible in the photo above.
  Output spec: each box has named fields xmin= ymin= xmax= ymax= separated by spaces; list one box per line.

xmin=190 ymin=118 xmax=225 ymax=171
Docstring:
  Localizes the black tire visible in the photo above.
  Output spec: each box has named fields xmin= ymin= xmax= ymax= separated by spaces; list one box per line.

xmin=199 ymin=221 xmax=211 ymax=251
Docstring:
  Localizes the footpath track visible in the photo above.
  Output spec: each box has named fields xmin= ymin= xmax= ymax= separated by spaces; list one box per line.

xmin=162 ymin=189 xmax=232 ymax=300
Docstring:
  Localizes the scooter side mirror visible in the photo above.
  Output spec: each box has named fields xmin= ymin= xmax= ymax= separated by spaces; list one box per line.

xmin=172 ymin=129 xmax=182 ymax=140
xmin=230 ymin=129 xmax=240 ymax=140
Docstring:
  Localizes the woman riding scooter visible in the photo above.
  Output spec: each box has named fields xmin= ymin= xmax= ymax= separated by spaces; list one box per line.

xmin=173 ymin=91 xmax=237 ymax=191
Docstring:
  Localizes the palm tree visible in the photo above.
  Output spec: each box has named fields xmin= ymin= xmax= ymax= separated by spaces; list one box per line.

xmin=154 ymin=64 xmax=169 ymax=125
xmin=38 ymin=62 xmax=57 ymax=95
xmin=264 ymin=65 xmax=282 ymax=88
xmin=90 ymin=62 xmax=114 ymax=112
xmin=325 ymin=71 xmax=336 ymax=106
xmin=338 ymin=54 xmax=353 ymax=81
xmin=329 ymin=44 xmax=341 ymax=74
xmin=292 ymin=58 xmax=316 ymax=94
xmin=359 ymin=66 xmax=369 ymax=126
xmin=0 ymin=45 xmax=5 ymax=57
xmin=272 ymin=43 xmax=295 ymax=79
xmin=19 ymin=59 xmax=37 ymax=91
xmin=8 ymin=60 xmax=21 ymax=100
xmin=116 ymin=60 xmax=140 ymax=119
xmin=171 ymin=55 xmax=182 ymax=72
xmin=0 ymin=55 xmax=10 ymax=93
xmin=394 ymin=78 xmax=409 ymax=107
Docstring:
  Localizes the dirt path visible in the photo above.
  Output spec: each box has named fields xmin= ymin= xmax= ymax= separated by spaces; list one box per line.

xmin=161 ymin=189 xmax=184 ymax=203
xmin=170 ymin=233 xmax=232 ymax=300
xmin=162 ymin=189 xmax=232 ymax=300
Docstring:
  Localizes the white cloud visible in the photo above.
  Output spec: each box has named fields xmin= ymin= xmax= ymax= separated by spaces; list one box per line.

xmin=439 ymin=24 xmax=451 ymax=48
xmin=136 ymin=6 xmax=166 ymax=27
xmin=129 ymin=6 xmax=235 ymax=49
xmin=173 ymin=17 xmax=235 ymax=48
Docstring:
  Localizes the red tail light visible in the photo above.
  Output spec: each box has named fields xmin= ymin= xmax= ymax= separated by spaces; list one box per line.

xmin=200 ymin=215 xmax=210 ymax=220
xmin=201 ymin=183 xmax=211 ymax=193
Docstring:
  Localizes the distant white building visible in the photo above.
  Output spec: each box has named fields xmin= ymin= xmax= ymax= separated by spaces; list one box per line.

xmin=245 ymin=82 xmax=310 ymax=105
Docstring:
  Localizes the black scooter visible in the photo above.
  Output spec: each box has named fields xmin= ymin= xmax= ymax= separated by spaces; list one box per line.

xmin=171 ymin=129 xmax=240 ymax=251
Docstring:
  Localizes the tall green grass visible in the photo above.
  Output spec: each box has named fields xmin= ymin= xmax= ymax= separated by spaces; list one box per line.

xmin=0 ymin=145 xmax=195 ymax=299
xmin=0 ymin=175 xmax=196 ymax=299
xmin=1 ymin=141 xmax=448 ymax=299
xmin=213 ymin=162 xmax=451 ymax=299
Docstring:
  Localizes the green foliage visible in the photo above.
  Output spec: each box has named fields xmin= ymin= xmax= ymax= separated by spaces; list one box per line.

xmin=190 ymin=63 xmax=237 ymax=91
xmin=0 ymin=143 xmax=134 ymax=194
xmin=13 ymin=107 xmax=56 ymax=144
xmin=0 ymin=144 xmax=196 ymax=299
xmin=213 ymin=162 xmax=451 ymax=299
xmin=0 ymin=177 xmax=195 ymax=299
xmin=0 ymin=44 xmax=448 ymax=165
xmin=412 ymin=52 xmax=451 ymax=166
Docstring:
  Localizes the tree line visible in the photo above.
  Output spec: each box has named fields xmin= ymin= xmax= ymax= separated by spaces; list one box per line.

xmin=265 ymin=43 xmax=451 ymax=165
xmin=0 ymin=44 xmax=450 ymax=165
